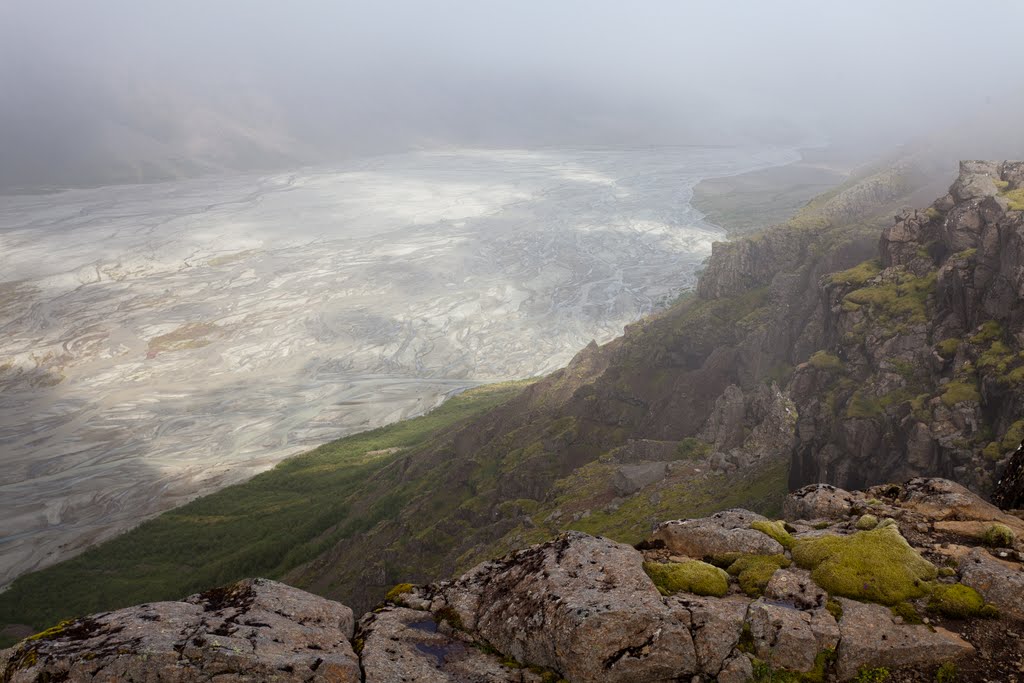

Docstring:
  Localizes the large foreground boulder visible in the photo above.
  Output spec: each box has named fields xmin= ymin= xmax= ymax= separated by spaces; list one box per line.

xmin=440 ymin=531 xmax=698 ymax=682
xmin=0 ymin=579 xmax=360 ymax=683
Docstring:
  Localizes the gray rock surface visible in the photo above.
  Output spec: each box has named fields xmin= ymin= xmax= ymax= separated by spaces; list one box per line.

xmin=440 ymin=531 xmax=698 ymax=683
xmin=0 ymin=579 xmax=360 ymax=683
xmin=835 ymin=598 xmax=975 ymax=679
xmin=652 ymin=508 xmax=783 ymax=558
xmin=959 ymin=547 xmax=1024 ymax=620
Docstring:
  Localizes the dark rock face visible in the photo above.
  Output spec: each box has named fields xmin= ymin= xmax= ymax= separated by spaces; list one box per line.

xmin=993 ymin=443 xmax=1024 ymax=509
xmin=789 ymin=160 xmax=1024 ymax=496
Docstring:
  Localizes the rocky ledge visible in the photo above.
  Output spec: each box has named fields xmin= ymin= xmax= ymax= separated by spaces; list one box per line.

xmin=3 ymin=478 xmax=1022 ymax=683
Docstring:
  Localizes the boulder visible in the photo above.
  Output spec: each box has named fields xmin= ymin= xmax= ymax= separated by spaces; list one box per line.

xmin=675 ymin=595 xmax=750 ymax=674
xmin=358 ymin=606 xmax=541 ymax=682
xmin=652 ymin=509 xmax=783 ymax=558
xmin=612 ymin=461 xmax=668 ymax=495
xmin=0 ymin=579 xmax=360 ymax=683
xmin=835 ymin=598 xmax=974 ymax=680
xmin=959 ymin=547 xmax=1024 ymax=620
xmin=747 ymin=599 xmax=839 ymax=672
xmin=783 ymin=484 xmax=858 ymax=522
xmin=717 ymin=654 xmax=754 ymax=683
xmin=441 ymin=531 xmax=697 ymax=682
xmin=764 ymin=568 xmax=828 ymax=611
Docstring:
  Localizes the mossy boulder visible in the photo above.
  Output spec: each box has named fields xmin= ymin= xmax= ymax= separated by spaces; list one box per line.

xmin=927 ymin=583 xmax=997 ymax=619
xmin=983 ymin=523 xmax=1015 ymax=547
xmin=727 ymin=554 xmax=791 ymax=597
xmin=751 ymin=520 xmax=795 ymax=549
xmin=791 ymin=526 xmax=937 ymax=605
xmin=855 ymin=514 xmax=879 ymax=531
xmin=643 ymin=559 xmax=729 ymax=597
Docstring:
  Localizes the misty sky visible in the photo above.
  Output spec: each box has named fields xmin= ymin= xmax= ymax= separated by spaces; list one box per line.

xmin=2 ymin=1 xmax=1024 ymax=188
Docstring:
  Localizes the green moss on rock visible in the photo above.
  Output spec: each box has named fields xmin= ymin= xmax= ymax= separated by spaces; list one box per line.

xmin=936 ymin=338 xmax=960 ymax=358
xmin=941 ymin=380 xmax=980 ymax=407
xmin=791 ymin=526 xmax=937 ymax=605
xmin=927 ymin=583 xmax=996 ymax=619
xmin=808 ymin=351 xmax=844 ymax=372
xmin=384 ymin=582 xmax=415 ymax=603
xmin=727 ymin=554 xmax=791 ymax=597
xmin=855 ymin=514 xmax=879 ymax=530
xmin=643 ymin=559 xmax=729 ymax=597
xmin=983 ymin=523 xmax=1015 ymax=547
xmin=752 ymin=519 xmax=795 ymax=549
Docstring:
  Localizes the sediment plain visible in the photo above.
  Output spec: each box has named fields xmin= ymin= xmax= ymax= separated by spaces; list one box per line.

xmin=0 ymin=146 xmax=796 ymax=587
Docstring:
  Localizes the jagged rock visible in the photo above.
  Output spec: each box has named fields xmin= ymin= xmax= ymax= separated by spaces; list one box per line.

xmin=675 ymin=595 xmax=750 ymax=674
xmin=950 ymin=161 xmax=1001 ymax=202
xmin=763 ymin=567 xmax=828 ymax=610
xmin=993 ymin=443 xmax=1024 ymax=509
xmin=783 ymin=484 xmax=859 ymax=521
xmin=440 ymin=531 xmax=698 ymax=682
xmin=358 ymin=606 xmax=540 ymax=683
xmin=959 ymin=547 xmax=1024 ymax=620
xmin=0 ymin=579 xmax=360 ymax=683
xmin=747 ymin=599 xmax=840 ymax=672
xmin=612 ymin=461 xmax=669 ymax=495
xmin=652 ymin=509 xmax=783 ymax=558
xmin=834 ymin=598 xmax=975 ymax=679
xmin=896 ymin=478 xmax=1024 ymax=536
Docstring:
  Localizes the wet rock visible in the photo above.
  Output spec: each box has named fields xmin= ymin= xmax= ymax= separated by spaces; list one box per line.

xmin=359 ymin=606 xmax=541 ymax=683
xmin=959 ymin=547 xmax=1024 ymax=620
xmin=835 ymin=598 xmax=975 ymax=679
xmin=441 ymin=531 xmax=697 ymax=682
xmin=0 ymin=578 xmax=360 ymax=683
xmin=652 ymin=509 xmax=783 ymax=558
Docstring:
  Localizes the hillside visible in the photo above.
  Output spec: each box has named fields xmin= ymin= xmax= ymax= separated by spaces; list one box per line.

xmin=4 ymin=157 xmax=1024 ymax=649
xmin=3 ymin=477 xmax=1022 ymax=682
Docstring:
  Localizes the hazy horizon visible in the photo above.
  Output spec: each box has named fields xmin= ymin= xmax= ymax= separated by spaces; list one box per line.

xmin=3 ymin=1 xmax=1024 ymax=190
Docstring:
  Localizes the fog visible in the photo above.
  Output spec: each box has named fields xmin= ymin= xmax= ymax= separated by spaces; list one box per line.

xmin=2 ymin=0 xmax=1024 ymax=189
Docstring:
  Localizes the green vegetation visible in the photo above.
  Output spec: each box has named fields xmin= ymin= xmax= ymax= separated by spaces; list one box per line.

xmin=855 ymin=514 xmax=879 ymax=530
xmin=935 ymin=338 xmax=960 ymax=358
xmin=843 ymin=269 xmax=935 ymax=328
xmin=384 ymin=583 xmax=415 ymax=604
xmin=751 ymin=520 xmax=795 ymax=549
xmin=751 ymin=649 xmax=836 ymax=683
xmin=830 ymin=259 xmax=882 ymax=287
xmin=935 ymin=662 xmax=958 ymax=683
xmin=727 ymin=554 xmax=791 ymax=597
xmin=846 ymin=391 xmax=883 ymax=419
xmin=808 ymin=351 xmax=844 ymax=372
xmin=643 ymin=560 xmax=729 ymax=597
xmin=983 ymin=522 xmax=1016 ymax=547
xmin=854 ymin=667 xmax=890 ymax=683
xmin=791 ymin=526 xmax=937 ymax=605
xmin=825 ymin=598 xmax=844 ymax=621
xmin=890 ymin=601 xmax=923 ymax=624
xmin=1001 ymin=186 xmax=1024 ymax=211
xmin=970 ymin=320 xmax=1003 ymax=345
xmin=676 ymin=437 xmax=712 ymax=460
xmin=927 ymin=583 xmax=997 ymax=619
xmin=940 ymin=380 xmax=980 ymax=407
xmin=0 ymin=381 xmax=528 ymax=644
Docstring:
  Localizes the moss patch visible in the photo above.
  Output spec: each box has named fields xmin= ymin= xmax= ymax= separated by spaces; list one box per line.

xmin=940 ymin=380 xmax=980 ymax=407
xmin=791 ymin=526 xmax=937 ymax=605
xmin=935 ymin=338 xmax=960 ymax=358
xmin=982 ymin=523 xmax=1015 ymax=547
xmin=643 ymin=560 xmax=729 ymax=597
xmin=384 ymin=583 xmax=415 ymax=603
xmin=727 ymin=554 xmax=791 ymax=597
xmin=829 ymin=259 xmax=882 ymax=286
xmin=752 ymin=520 xmax=795 ymax=549
xmin=855 ymin=514 xmax=879 ymax=531
xmin=808 ymin=351 xmax=843 ymax=372
xmin=927 ymin=583 xmax=997 ymax=619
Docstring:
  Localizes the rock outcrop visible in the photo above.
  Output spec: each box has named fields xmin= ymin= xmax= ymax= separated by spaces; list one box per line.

xmin=4 ymin=479 xmax=1021 ymax=682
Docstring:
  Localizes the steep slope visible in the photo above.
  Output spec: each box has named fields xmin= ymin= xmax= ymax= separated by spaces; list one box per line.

xmin=3 ymin=156 xmax=1019 ymax=643
xmin=4 ymin=478 xmax=1022 ymax=682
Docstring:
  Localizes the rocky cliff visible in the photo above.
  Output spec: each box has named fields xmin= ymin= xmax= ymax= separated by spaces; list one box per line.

xmin=4 ymin=159 xmax=1024 ymax=656
xmin=4 ymin=478 xmax=1022 ymax=682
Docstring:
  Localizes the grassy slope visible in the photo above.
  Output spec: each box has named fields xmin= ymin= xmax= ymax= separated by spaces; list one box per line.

xmin=0 ymin=381 xmax=529 ymax=645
